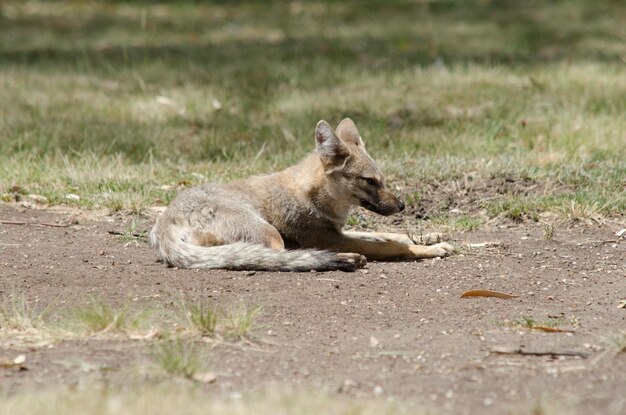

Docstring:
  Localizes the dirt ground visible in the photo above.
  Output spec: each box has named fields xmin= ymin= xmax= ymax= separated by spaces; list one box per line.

xmin=1 ymin=203 xmax=625 ymax=414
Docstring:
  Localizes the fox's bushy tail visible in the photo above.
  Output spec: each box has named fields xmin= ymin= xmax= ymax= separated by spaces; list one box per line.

xmin=150 ymin=224 xmax=361 ymax=272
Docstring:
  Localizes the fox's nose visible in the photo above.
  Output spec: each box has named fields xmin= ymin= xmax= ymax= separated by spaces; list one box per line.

xmin=398 ymin=201 xmax=405 ymax=211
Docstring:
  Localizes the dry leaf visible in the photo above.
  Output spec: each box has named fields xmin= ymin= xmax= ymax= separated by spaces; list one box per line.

xmin=531 ymin=326 xmax=575 ymax=333
xmin=129 ymin=328 xmax=160 ymax=340
xmin=469 ymin=242 xmax=502 ymax=248
xmin=459 ymin=289 xmax=519 ymax=299
xmin=616 ymin=300 xmax=626 ymax=309
xmin=0 ymin=354 xmax=26 ymax=370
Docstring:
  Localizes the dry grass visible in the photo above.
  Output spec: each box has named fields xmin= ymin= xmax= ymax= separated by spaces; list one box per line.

xmin=150 ymin=338 xmax=205 ymax=379
xmin=0 ymin=383 xmax=416 ymax=415
xmin=223 ymin=303 xmax=263 ymax=340
xmin=72 ymin=297 xmax=149 ymax=335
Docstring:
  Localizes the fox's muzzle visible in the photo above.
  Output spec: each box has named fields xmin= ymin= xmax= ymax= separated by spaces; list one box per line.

xmin=359 ymin=190 xmax=405 ymax=216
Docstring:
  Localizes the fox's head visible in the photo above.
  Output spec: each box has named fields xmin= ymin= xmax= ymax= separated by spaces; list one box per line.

xmin=315 ymin=118 xmax=405 ymax=216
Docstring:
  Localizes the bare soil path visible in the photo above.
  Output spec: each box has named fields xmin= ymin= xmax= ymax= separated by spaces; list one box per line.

xmin=1 ymin=204 xmax=624 ymax=414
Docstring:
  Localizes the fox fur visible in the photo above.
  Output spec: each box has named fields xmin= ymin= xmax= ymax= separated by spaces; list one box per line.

xmin=150 ymin=118 xmax=453 ymax=271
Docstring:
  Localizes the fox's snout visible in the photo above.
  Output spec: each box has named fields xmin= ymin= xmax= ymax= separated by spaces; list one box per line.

xmin=360 ymin=188 xmax=405 ymax=216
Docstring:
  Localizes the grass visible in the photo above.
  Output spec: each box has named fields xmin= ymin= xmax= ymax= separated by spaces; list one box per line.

xmin=178 ymin=298 xmax=219 ymax=336
xmin=516 ymin=316 xmax=565 ymax=329
xmin=118 ymin=218 xmax=147 ymax=244
xmin=0 ymin=294 xmax=261 ymax=346
xmin=151 ymin=338 xmax=203 ymax=379
xmin=176 ymin=297 xmax=261 ymax=339
xmin=605 ymin=331 xmax=626 ymax=353
xmin=223 ymin=303 xmax=262 ymax=340
xmin=0 ymin=383 xmax=415 ymax=415
xmin=72 ymin=297 xmax=146 ymax=334
xmin=483 ymin=196 xmax=540 ymax=222
xmin=0 ymin=0 xmax=623 ymax=220
xmin=428 ymin=214 xmax=484 ymax=231
xmin=0 ymin=295 xmax=45 ymax=331
xmin=495 ymin=315 xmax=579 ymax=331
xmin=543 ymin=222 xmax=557 ymax=241
xmin=345 ymin=212 xmax=377 ymax=229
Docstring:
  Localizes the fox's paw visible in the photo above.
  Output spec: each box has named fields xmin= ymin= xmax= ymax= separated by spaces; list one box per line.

xmin=409 ymin=232 xmax=448 ymax=245
xmin=428 ymin=242 xmax=455 ymax=258
xmin=336 ymin=253 xmax=367 ymax=270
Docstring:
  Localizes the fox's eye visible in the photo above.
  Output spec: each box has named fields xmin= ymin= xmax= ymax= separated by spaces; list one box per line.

xmin=363 ymin=177 xmax=378 ymax=186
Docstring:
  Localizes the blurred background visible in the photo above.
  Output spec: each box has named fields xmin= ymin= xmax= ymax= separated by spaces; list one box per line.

xmin=1 ymin=0 xmax=624 ymax=215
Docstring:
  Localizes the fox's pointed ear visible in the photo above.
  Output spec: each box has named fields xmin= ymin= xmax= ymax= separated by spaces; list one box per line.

xmin=315 ymin=120 xmax=349 ymax=164
xmin=336 ymin=118 xmax=364 ymax=147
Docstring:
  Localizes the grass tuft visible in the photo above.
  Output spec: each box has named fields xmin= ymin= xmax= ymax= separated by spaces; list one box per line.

xmin=543 ymin=222 xmax=557 ymax=241
xmin=118 ymin=218 xmax=147 ymax=245
xmin=428 ymin=214 xmax=484 ymax=232
xmin=605 ymin=331 xmax=626 ymax=354
xmin=181 ymin=300 xmax=219 ymax=337
xmin=223 ymin=303 xmax=262 ymax=340
xmin=151 ymin=338 xmax=203 ymax=379
xmin=73 ymin=298 xmax=144 ymax=334
xmin=557 ymin=200 xmax=602 ymax=225
xmin=0 ymin=295 xmax=45 ymax=331
xmin=483 ymin=196 xmax=540 ymax=222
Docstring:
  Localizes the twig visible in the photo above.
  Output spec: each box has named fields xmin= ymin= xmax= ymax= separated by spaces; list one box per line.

xmin=107 ymin=230 xmax=145 ymax=238
xmin=488 ymin=346 xmax=588 ymax=359
xmin=0 ymin=220 xmax=70 ymax=228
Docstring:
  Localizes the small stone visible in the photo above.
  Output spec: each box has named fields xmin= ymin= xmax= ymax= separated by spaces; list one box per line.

xmin=369 ymin=336 xmax=380 ymax=347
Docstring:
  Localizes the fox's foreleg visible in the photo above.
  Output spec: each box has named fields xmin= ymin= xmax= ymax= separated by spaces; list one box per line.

xmin=325 ymin=231 xmax=454 ymax=261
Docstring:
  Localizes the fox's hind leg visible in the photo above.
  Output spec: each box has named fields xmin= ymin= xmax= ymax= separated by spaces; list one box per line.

xmin=190 ymin=217 xmax=284 ymax=250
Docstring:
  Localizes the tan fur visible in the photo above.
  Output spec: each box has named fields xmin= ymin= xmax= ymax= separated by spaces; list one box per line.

xmin=150 ymin=119 xmax=453 ymax=271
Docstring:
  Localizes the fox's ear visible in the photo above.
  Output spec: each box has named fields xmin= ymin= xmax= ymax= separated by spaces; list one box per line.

xmin=336 ymin=118 xmax=364 ymax=147
xmin=315 ymin=120 xmax=349 ymax=164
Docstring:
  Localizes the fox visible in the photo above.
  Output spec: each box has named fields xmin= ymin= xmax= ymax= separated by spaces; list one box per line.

xmin=150 ymin=118 xmax=454 ymax=272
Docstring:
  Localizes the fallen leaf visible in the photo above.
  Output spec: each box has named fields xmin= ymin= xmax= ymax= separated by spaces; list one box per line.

xmin=0 ymin=354 xmax=27 ymax=370
xmin=616 ymin=229 xmax=626 ymax=238
xmin=459 ymin=289 xmax=519 ymax=299
xmin=531 ymin=326 xmax=575 ymax=333
xmin=129 ymin=328 xmax=160 ymax=340
xmin=469 ymin=242 xmax=502 ymax=248
xmin=617 ymin=300 xmax=626 ymax=309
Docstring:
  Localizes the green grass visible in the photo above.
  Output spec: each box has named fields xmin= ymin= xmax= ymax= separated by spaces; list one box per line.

xmin=0 ymin=295 xmax=45 ymax=331
xmin=151 ymin=338 xmax=204 ymax=379
xmin=118 ymin=218 xmax=147 ymax=244
xmin=73 ymin=297 xmax=146 ymax=334
xmin=223 ymin=303 xmax=262 ymax=340
xmin=495 ymin=315 xmax=577 ymax=331
xmin=0 ymin=0 xmax=624 ymax=219
xmin=428 ymin=214 xmax=484 ymax=231
xmin=179 ymin=299 xmax=219 ymax=336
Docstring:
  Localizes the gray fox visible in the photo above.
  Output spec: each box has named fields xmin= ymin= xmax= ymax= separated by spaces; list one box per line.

xmin=150 ymin=118 xmax=453 ymax=271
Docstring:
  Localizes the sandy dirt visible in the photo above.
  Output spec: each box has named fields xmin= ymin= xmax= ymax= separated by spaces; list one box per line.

xmin=0 ymin=203 xmax=625 ymax=414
